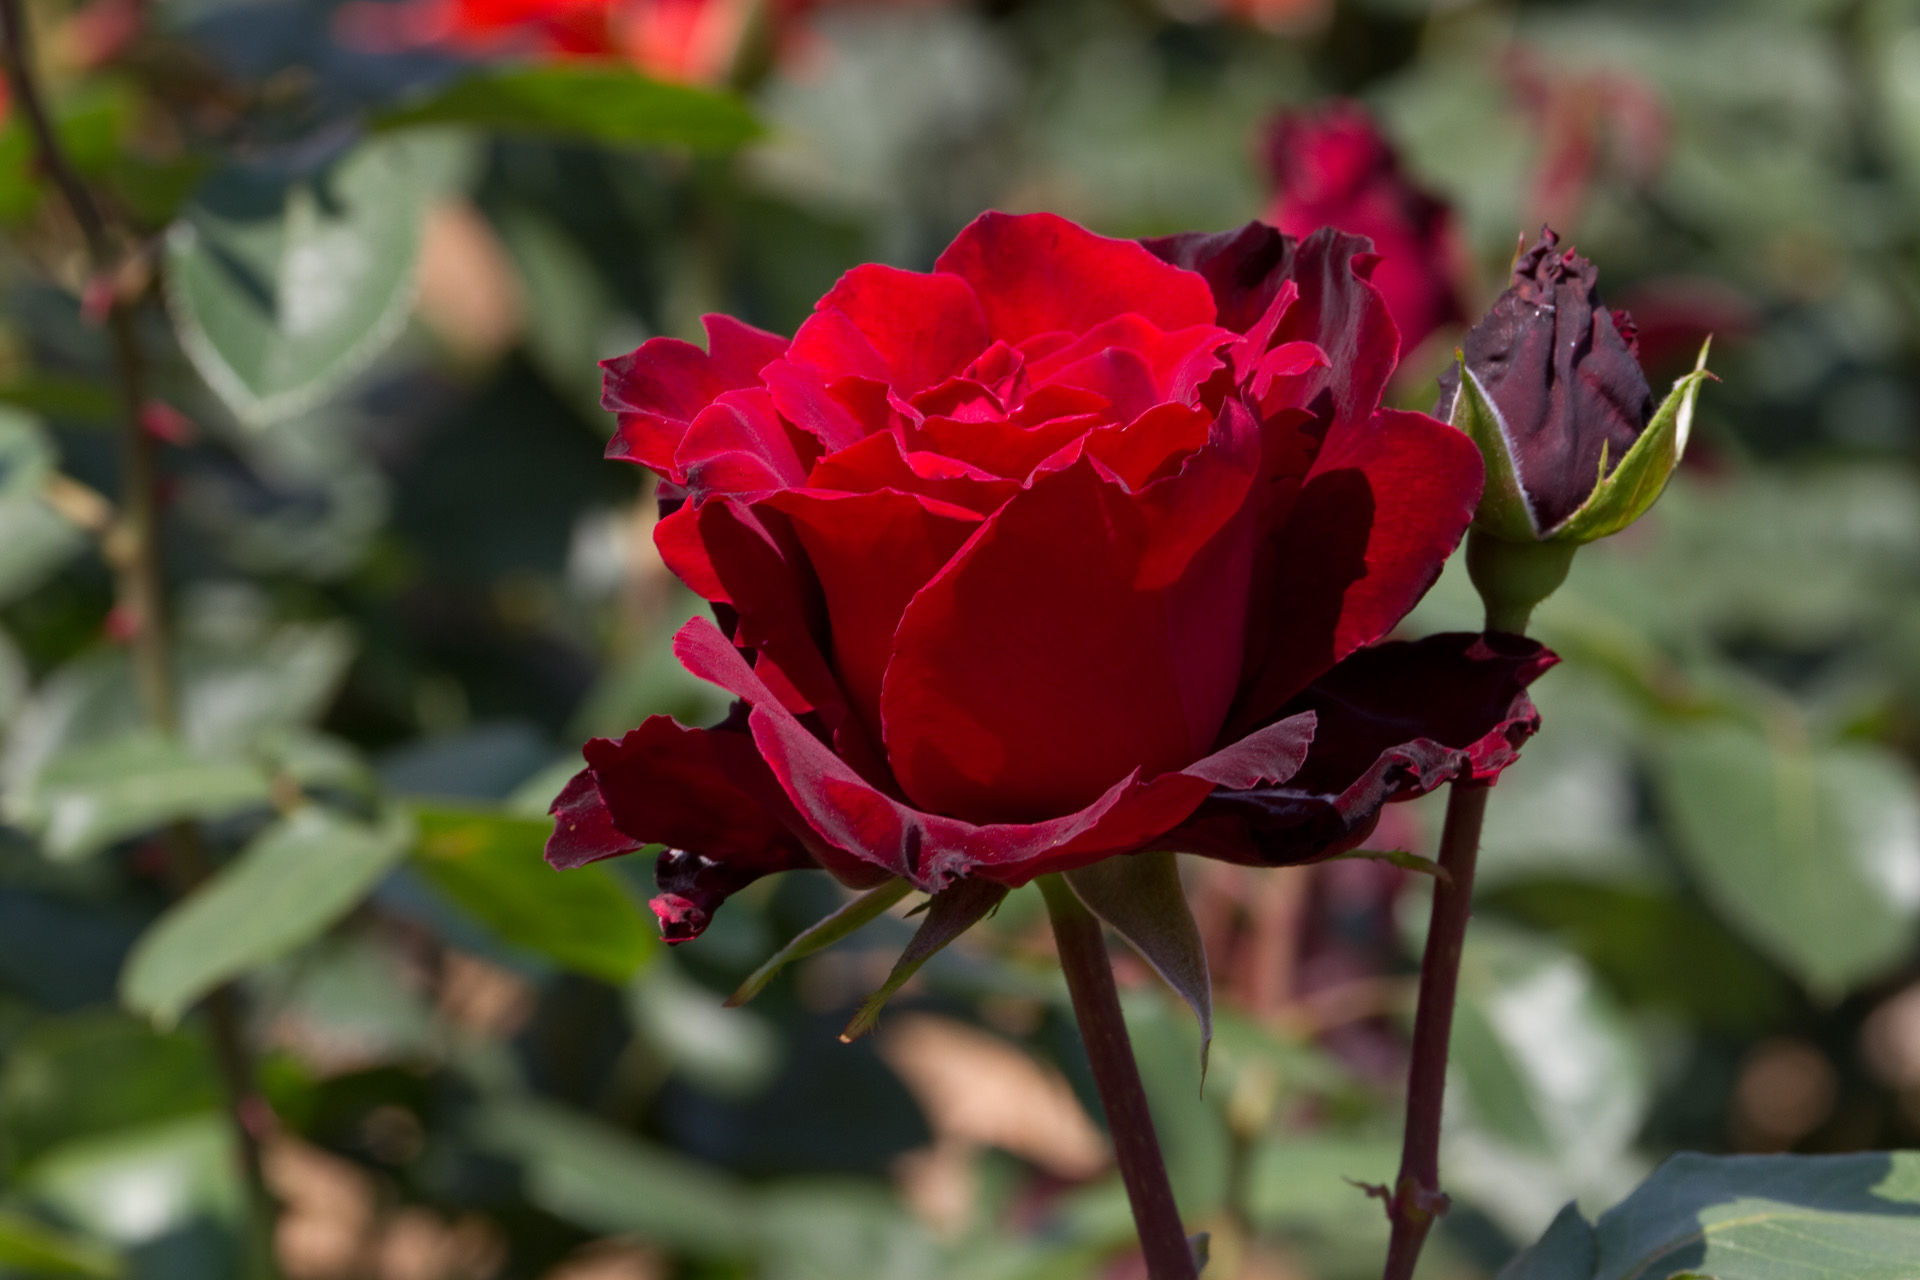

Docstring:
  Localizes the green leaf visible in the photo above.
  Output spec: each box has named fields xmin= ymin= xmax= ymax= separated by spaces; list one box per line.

xmin=1482 ymin=878 xmax=1794 ymax=1034
xmin=0 ymin=494 xmax=85 ymax=606
xmin=841 ymin=878 xmax=1007 ymax=1041
xmin=410 ymin=804 xmax=655 ymax=983
xmin=728 ymin=878 xmax=912 ymax=1007
xmin=19 ymin=1113 xmax=238 ymax=1244
xmin=471 ymin=1098 xmax=755 ymax=1250
xmin=1650 ymin=718 xmax=1920 ymax=997
xmin=0 ymin=376 xmax=118 ymax=425
xmin=0 ymin=408 xmax=84 ymax=605
xmin=1498 ymin=1203 xmax=1596 ymax=1280
xmin=633 ymin=960 xmax=782 ymax=1097
xmin=0 ymin=1207 xmax=122 ymax=1277
xmin=1065 ymin=851 xmax=1212 ymax=1068
xmin=1502 ymin=1152 xmax=1920 ymax=1280
xmin=5 ymin=731 xmax=274 ymax=863
xmin=1446 ymin=357 xmax=1539 ymax=542
xmin=373 ymin=65 xmax=761 ymax=151
xmin=1551 ymin=341 xmax=1713 ymax=544
xmin=164 ymin=135 xmax=440 ymax=425
xmin=120 ymin=807 xmax=411 ymax=1026
xmin=0 ymin=407 xmax=53 ymax=499
xmin=0 ymin=1013 xmax=218 ymax=1172
xmin=1441 ymin=924 xmax=1652 ymax=1242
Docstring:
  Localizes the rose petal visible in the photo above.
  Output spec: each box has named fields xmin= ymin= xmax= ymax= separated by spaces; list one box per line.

xmin=763 ymin=488 xmax=984 ymax=745
xmin=805 ymin=430 xmax=1019 ymax=515
xmin=545 ymin=766 xmax=645 ymax=870
xmin=603 ymin=315 xmax=789 ymax=481
xmin=678 ymin=388 xmax=811 ymax=499
xmin=1173 ymin=633 xmax=1556 ymax=866
xmin=1143 ymin=225 xmax=1396 ymax=441
xmin=1030 ymin=314 xmax=1232 ymax=402
xmin=789 ymin=264 xmax=992 ymax=397
xmin=936 ymin=211 xmax=1217 ymax=344
xmin=1230 ymin=406 xmax=1483 ymax=734
xmin=882 ymin=400 xmax=1263 ymax=822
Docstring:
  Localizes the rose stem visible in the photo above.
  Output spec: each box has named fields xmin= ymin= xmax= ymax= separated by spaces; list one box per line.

xmin=0 ymin=9 xmax=282 ymax=1276
xmin=1379 ymin=779 xmax=1492 ymax=1280
xmin=1038 ymin=874 xmax=1199 ymax=1280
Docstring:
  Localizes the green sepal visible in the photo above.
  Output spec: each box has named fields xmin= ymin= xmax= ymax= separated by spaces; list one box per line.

xmin=1446 ymin=353 xmax=1540 ymax=543
xmin=726 ymin=878 xmax=913 ymax=1007
xmin=1065 ymin=850 xmax=1213 ymax=1076
xmin=1547 ymin=339 xmax=1712 ymax=544
xmin=840 ymin=878 xmax=1007 ymax=1041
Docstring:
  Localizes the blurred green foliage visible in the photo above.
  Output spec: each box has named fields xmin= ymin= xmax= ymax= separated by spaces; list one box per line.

xmin=7 ymin=0 xmax=1920 ymax=1277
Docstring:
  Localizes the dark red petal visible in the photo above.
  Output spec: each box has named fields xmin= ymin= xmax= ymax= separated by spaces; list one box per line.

xmin=688 ymin=499 xmax=843 ymax=723
xmin=1026 ymin=314 xmax=1232 ymax=406
xmin=882 ymin=400 xmax=1263 ymax=823
xmin=1172 ymin=634 xmax=1556 ymax=866
xmin=762 ymin=488 xmax=983 ymax=745
xmin=579 ymin=717 xmax=805 ymax=867
xmin=652 ymin=501 xmax=725 ymax=602
xmin=935 ymin=211 xmax=1217 ymax=344
xmin=906 ymin=411 xmax=1102 ymax=481
xmin=759 ymin=360 xmax=882 ymax=456
xmin=568 ymin=716 xmax=856 ymax=943
xmin=1028 ymin=346 xmax=1161 ymax=424
xmin=805 ymin=430 xmax=1020 ymax=515
xmin=602 ymin=315 xmax=789 ymax=481
xmin=752 ymin=683 xmax=1314 ymax=888
xmin=1142 ymin=224 xmax=1397 ymax=440
xmin=1231 ymin=407 xmax=1483 ymax=734
xmin=671 ymin=613 xmax=1315 ymax=889
xmin=1081 ymin=403 xmax=1216 ymax=491
xmin=545 ymin=766 xmax=645 ymax=870
xmin=789 ymin=265 xmax=992 ymax=397
xmin=677 ymin=389 xmax=810 ymax=499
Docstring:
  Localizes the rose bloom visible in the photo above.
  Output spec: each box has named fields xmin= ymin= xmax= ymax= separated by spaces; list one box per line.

xmin=549 ymin=212 xmax=1554 ymax=940
xmin=1264 ymin=101 xmax=1467 ymax=358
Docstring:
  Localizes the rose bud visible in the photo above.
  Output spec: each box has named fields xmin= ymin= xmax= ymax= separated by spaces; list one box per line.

xmin=549 ymin=211 xmax=1555 ymax=1032
xmin=1436 ymin=227 xmax=1712 ymax=630
xmin=1263 ymin=100 xmax=1467 ymax=358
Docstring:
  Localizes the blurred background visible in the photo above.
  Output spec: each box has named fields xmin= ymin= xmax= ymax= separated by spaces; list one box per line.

xmin=4 ymin=0 xmax=1920 ymax=1277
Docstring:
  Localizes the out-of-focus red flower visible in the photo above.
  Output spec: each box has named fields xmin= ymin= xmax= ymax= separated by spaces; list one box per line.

xmin=1262 ymin=100 xmax=1467 ymax=358
xmin=1505 ymin=48 xmax=1668 ymax=233
xmin=335 ymin=0 xmax=758 ymax=85
xmin=58 ymin=0 xmax=148 ymax=69
xmin=547 ymin=212 xmax=1554 ymax=941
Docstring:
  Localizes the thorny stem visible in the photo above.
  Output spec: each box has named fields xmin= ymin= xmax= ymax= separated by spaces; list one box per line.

xmin=1379 ymin=781 xmax=1492 ymax=1280
xmin=0 ymin=8 xmax=281 ymax=1275
xmin=1039 ymin=875 xmax=1199 ymax=1280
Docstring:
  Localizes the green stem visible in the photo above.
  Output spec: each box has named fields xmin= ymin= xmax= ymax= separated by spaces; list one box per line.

xmin=0 ymin=11 xmax=281 ymax=1276
xmin=1039 ymin=875 xmax=1198 ymax=1280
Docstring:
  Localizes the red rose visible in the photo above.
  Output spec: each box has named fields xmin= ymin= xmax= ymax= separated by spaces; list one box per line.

xmin=549 ymin=212 xmax=1553 ymax=940
xmin=1263 ymin=101 xmax=1467 ymax=358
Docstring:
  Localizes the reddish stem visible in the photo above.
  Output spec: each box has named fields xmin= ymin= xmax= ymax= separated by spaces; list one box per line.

xmin=1039 ymin=875 xmax=1199 ymax=1280
xmin=1380 ymin=780 xmax=1491 ymax=1280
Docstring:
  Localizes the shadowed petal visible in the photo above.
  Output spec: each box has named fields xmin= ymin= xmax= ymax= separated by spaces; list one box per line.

xmin=1173 ymin=633 xmax=1556 ymax=866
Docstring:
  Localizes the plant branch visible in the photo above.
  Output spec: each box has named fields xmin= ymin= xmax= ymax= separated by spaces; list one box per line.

xmin=1379 ymin=780 xmax=1491 ymax=1280
xmin=0 ymin=9 xmax=279 ymax=1276
xmin=1039 ymin=874 xmax=1199 ymax=1280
